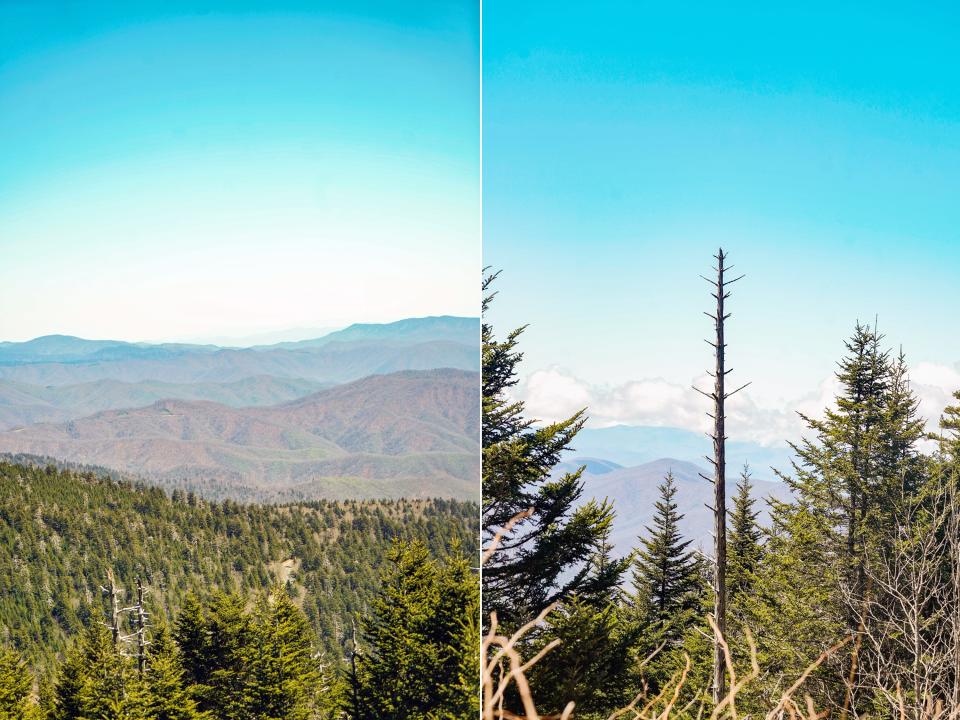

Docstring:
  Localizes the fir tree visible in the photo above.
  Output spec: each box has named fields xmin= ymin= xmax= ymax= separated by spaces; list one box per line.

xmin=482 ymin=271 xmax=622 ymax=628
xmin=632 ymin=471 xmax=702 ymax=635
xmin=250 ymin=588 xmax=322 ymax=720
xmin=351 ymin=540 xmax=440 ymax=719
xmin=142 ymin=625 xmax=206 ymax=720
xmin=0 ymin=647 xmax=37 ymax=720
xmin=727 ymin=465 xmax=763 ymax=602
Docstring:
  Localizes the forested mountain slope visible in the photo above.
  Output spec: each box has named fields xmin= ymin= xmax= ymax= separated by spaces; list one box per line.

xmin=0 ymin=369 xmax=481 ymax=500
xmin=0 ymin=461 xmax=478 ymax=672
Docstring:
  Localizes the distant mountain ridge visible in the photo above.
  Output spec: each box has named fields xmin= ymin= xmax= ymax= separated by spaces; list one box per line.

xmin=569 ymin=457 xmax=793 ymax=559
xmin=256 ymin=315 xmax=478 ymax=350
xmin=0 ymin=316 xmax=478 ymax=364
xmin=0 ymin=376 xmax=330 ymax=430
xmin=0 ymin=369 xmax=480 ymax=501
xmin=571 ymin=425 xmax=794 ymax=480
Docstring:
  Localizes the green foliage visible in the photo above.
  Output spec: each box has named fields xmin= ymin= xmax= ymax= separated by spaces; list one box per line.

xmin=632 ymin=472 xmax=703 ymax=640
xmin=141 ymin=626 xmax=206 ymax=720
xmin=727 ymin=465 xmax=763 ymax=605
xmin=350 ymin=539 xmax=479 ymax=720
xmin=0 ymin=460 xmax=477 ymax=675
xmin=481 ymin=271 xmax=623 ymax=628
xmin=0 ymin=646 xmax=38 ymax=719
xmin=526 ymin=596 xmax=637 ymax=719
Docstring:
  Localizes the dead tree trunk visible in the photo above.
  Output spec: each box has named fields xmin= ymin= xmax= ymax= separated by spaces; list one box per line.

xmin=134 ymin=578 xmax=149 ymax=676
xmin=104 ymin=569 xmax=122 ymax=647
xmin=696 ymin=248 xmax=748 ymax=704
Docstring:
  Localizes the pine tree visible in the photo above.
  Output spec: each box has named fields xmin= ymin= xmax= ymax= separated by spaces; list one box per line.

xmin=0 ymin=647 xmax=37 ymax=720
xmin=482 ymin=271 xmax=621 ymax=628
xmin=727 ymin=465 xmax=763 ymax=602
xmin=632 ymin=471 xmax=702 ymax=636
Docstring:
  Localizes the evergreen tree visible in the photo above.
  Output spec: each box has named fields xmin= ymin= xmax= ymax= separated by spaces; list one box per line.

xmin=143 ymin=625 xmax=206 ymax=720
xmin=352 ymin=538 xmax=478 ymax=719
xmin=0 ymin=647 xmax=38 ymax=720
xmin=250 ymin=588 xmax=322 ymax=720
xmin=428 ymin=545 xmax=481 ymax=719
xmin=51 ymin=639 xmax=88 ymax=720
xmin=174 ymin=594 xmax=210 ymax=693
xmin=482 ymin=272 xmax=622 ymax=628
xmin=748 ymin=324 xmax=927 ymax=709
xmin=727 ymin=465 xmax=763 ymax=602
xmin=195 ymin=593 xmax=256 ymax=720
xmin=940 ymin=390 xmax=960 ymax=462
xmin=52 ymin=624 xmax=148 ymax=720
xmin=632 ymin=472 xmax=702 ymax=636
xmin=526 ymin=596 xmax=636 ymax=719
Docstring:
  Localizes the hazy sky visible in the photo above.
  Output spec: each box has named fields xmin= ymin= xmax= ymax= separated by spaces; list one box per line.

xmin=483 ymin=1 xmax=960 ymax=444
xmin=0 ymin=0 xmax=479 ymax=343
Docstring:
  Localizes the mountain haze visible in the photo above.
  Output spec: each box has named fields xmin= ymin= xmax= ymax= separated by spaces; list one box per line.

xmin=0 ymin=376 xmax=330 ymax=430
xmin=0 ymin=369 xmax=480 ymax=500
xmin=571 ymin=457 xmax=792 ymax=559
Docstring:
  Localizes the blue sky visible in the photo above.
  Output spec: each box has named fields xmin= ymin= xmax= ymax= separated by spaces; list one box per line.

xmin=0 ymin=1 xmax=478 ymax=342
xmin=483 ymin=1 xmax=960 ymax=443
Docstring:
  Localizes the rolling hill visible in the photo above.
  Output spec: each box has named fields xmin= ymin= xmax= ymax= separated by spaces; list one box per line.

xmin=0 ymin=376 xmax=330 ymax=430
xmin=0 ymin=369 xmax=480 ymax=501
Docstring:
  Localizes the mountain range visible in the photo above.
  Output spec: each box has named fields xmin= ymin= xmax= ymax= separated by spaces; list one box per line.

xmin=0 ymin=316 xmax=479 ymax=500
xmin=0 ymin=368 xmax=479 ymax=500
xmin=567 ymin=457 xmax=793 ymax=559
xmin=569 ymin=425 xmax=795 ymax=480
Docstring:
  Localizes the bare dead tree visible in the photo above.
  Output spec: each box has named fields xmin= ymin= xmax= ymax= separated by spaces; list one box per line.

xmin=101 ymin=569 xmax=123 ymax=647
xmin=845 ymin=469 xmax=960 ymax=720
xmin=695 ymin=248 xmax=749 ymax=704
xmin=133 ymin=578 xmax=151 ymax=676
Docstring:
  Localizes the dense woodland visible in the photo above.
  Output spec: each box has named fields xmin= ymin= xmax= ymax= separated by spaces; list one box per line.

xmin=483 ymin=271 xmax=960 ymax=719
xmin=0 ymin=462 xmax=479 ymax=718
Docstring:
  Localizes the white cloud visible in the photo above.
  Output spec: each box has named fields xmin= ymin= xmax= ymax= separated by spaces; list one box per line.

xmin=515 ymin=361 xmax=960 ymax=447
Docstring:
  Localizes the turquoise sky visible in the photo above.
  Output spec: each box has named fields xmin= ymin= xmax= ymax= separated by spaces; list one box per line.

xmin=483 ymin=1 xmax=960 ymax=438
xmin=0 ymin=1 xmax=479 ymax=342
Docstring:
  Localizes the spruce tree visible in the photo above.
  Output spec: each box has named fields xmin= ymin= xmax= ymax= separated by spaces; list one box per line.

xmin=173 ymin=594 xmax=210 ymax=693
xmin=526 ymin=596 xmax=636 ymax=719
xmin=250 ymin=588 xmax=322 ymax=720
xmin=198 ymin=593 xmax=256 ymax=720
xmin=428 ymin=545 xmax=481 ymax=719
xmin=52 ymin=623 xmax=148 ymax=720
xmin=0 ymin=647 xmax=37 ymax=720
xmin=750 ymin=324 xmax=927 ymax=709
xmin=142 ymin=625 xmax=206 ymax=720
xmin=482 ymin=272 xmax=621 ymax=628
xmin=727 ymin=465 xmax=763 ymax=602
xmin=633 ymin=472 xmax=702 ymax=627
xmin=351 ymin=540 xmax=441 ymax=719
